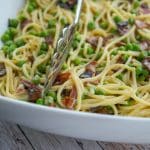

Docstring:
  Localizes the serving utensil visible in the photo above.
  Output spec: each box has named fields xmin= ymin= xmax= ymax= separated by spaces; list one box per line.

xmin=42 ymin=0 xmax=83 ymax=97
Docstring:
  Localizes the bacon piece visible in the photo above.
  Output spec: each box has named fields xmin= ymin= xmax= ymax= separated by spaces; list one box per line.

xmin=20 ymin=19 xmax=32 ymax=30
xmin=135 ymin=20 xmax=149 ymax=29
xmin=140 ymin=41 xmax=150 ymax=51
xmin=62 ymin=86 xmax=77 ymax=109
xmin=68 ymin=0 xmax=77 ymax=6
xmin=142 ymin=57 xmax=150 ymax=71
xmin=70 ymin=86 xmax=77 ymax=99
xmin=0 ymin=63 xmax=6 ymax=77
xmin=58 ymin=0 xmax=77 ymax=9
xmin=62 ymin=89 xmax=71 ymax=97
xmin=90 ymin=106 xmax=113 ymax=114
xmin=45 ymin=36 xmax=53 ymax=45
xmin=84 ymin=80 xmax=99 ymax=86
xmin=116 ymin=42 xmax=126 ymax=47
xmin=80 ymin=71 xmax=93 ymax=79
xmin=86 ymin=61 xmax=97 ymax=73
xmin=16 ymin=84 xmax=27 ymax=95
xmin=140 ymin=3 xmax=150 ymax=14
xmin=80 ymin=61 xmax=97 ymax=79
xmin=117 ymin=21 xmax=129 ymax=35
xmin=21 ymin=80 xmax=42 ymax=102
xmin=86 ymin=36 xmax=99 ymax=48
xmin=54 ymin=72 xmax=71 ymax=85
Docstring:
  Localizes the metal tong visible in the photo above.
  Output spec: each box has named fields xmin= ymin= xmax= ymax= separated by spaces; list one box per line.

xmin=43 ymin=0 xmax=83 ymax=97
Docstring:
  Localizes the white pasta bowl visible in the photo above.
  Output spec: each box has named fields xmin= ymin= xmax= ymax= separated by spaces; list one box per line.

xmin=0 ymin=0 xmax=150 ymax=144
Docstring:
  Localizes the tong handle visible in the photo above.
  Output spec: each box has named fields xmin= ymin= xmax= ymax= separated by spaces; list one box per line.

xmin=43 ymin=0 xmax=83 ymax=97
xmin=74 ymin=0 xmax=83 ymax=25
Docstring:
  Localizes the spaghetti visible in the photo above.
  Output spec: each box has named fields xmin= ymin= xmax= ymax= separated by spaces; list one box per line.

xmin=0 ymin=0 xmax=150 ymax=117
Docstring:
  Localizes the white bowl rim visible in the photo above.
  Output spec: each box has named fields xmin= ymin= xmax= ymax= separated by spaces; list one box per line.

xmin=1 ymin=95 xmax=150 ymax=122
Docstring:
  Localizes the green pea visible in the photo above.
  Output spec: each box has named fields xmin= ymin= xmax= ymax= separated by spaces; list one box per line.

xmin=123 ymin=99 xmax=135 ymax=106
xmin=136 ymin=66 xmax=143 ymax=76
xmin=15 ymin=39 xmax=25 ymax=47
xmin=87 ymin=21 xmax=96 ymax=30
xmin=8 ymin=28 xmax=18 ymax=37
xmin=38 ymin=64 xmax=47 ymax=73
xmin=8 ymin=19 xmax=19 ymax=28
xmin=18 ymin=13 xmax=26 ymax=21
xmin=27 ymin=0 xmax=37 ymax=13
xmin=132 ymin=43 xmax=140 ymax=51
xmin=125 ymin=43 xmax=140 ymax=51
xmin=2 ymin=46 xmax=9 ymax=54
xmin=142 ymin=69 xmax=149 ymax=76
xmin=38 ymin=50 xmax=46 ymax=56
xmin=72 ymin=5 xmax=77 ymax=13
xmin=133 ymin=0 xmax=140 ymax=9
xmin=110 ymin=28 xmax=118 ymax=34
xmin=117 ymin=74 xmax=123 ymax=81
xmin=95 ymin=88 xmax=105 ymax=95
xmin=95 ymin=51 xmax=103 ymax=60
xmin=125 ymin=43 xmax=132 ymax=50
xmin=74 ymin=32 xmax=81 ymax=42
xmin=113 ymin=16 xmax=122 ymax=24
xmin=16 ymin=60 xmax=26 ymax=67
xmin=137 ymin=51 xmax=148 ymax=61
xmin=48 ymin=19 xmax=56 ymax=28
xmin=29 ymin=31 xmax=39 ymax=36
xmin=32 ymin=75 xmax=41 ymax=85
xmin=47 ymin=91 xmax=57 ymax=101
xmin=39 ymin=31 xmax=49 ymax=37
xmin=48 ymin=28 xmax=56 ymax=37
xmin=72 ymin=40 xmax=79 ymax=49
xmin=44 ymin=96 xmax=54 ymax=105
xmin=87 ymin=47 xmax=95 ymax=55
xmin=1 ymin=33 xmax=11 ymax=43
xmin=100 ymin=21 xmax=108 ymax=29
xmin=93 ymin=12 xmax=99 ymax=20
xmin=40 ymin=42 xmax=48 ymax=51
xmin=128 ymin=63 xmax=134 ymax=67
xmin=79 ymin=48 xmax=85 ymax=57
xmin=130 ymin=9 xmax=137 ymax=14
xmin=136 ymin=66 xmax=149 ymax=81
xmin=36 ymin=98 xmax=44 ymax=105
xmin=5 ymin=41 xmax=14 ymax=46
xmin=62 ymin=63 xmax=68 ymax=70
xmin=60 ymin=18 xmax=67 ymax=26
xmin=28 ymin=5 xmax=35 ymax=13
xmin=8 ymin=43 xmax=17 ymax=52
xmin=73 ymin=58 xmax=82 ymax=66
xmin=123 ymin=54 xmax=129 ymax=62
xmin=128 ymin=18 xmax=135 ymax=25
xmin=118 ymin=46 xmax=126 ymax=51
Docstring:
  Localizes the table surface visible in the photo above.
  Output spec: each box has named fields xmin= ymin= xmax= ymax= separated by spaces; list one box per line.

xmin=0 ymin=121 xmax=150 ymax=150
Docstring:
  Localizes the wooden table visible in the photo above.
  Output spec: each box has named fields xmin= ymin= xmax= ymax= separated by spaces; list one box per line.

xmin=0 ymin=121 xmax=150 ymax=150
